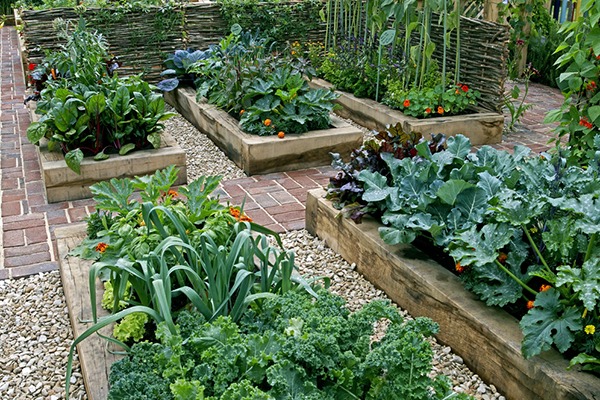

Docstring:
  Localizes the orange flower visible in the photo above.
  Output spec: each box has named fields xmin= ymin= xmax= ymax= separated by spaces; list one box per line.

xmin=586 ymin=81 xmax=597 ymax=91
xmin=51 ymin=68 xmax=57 ymax=80
xmin=264 ymin=119 xmax=272 ymax=127
xmin=167 ymin=189 xmax=178 ymax=198
xmin=239 ymin=214 xmax=253 ymax=223
xmin=461 ymin=84 xmax=469 ymax=92
xmin=95 ymin=242 xmax=108 ymax=253
xmin=229 ymin=206 xmax=241 ymax=218
xmin=425 ymin=107 xmax=432 ymax=114
xmin=540 ymin=284 xmax=552 ymax=292
xmin=579 ymin=117 xmax=593 ymax=129
xmin=403 ymin=99 xmax=410 ymax=108
xmin=526 ymin=300 xmax=535 ymax=310
xmin=455 ymin=89 xmax=460 ymax=94
xmin=240 ymin=109 xmax=245 ymax=115
xmin=278 ymin=131 xmax=285 ymax=139
xmin=497 ymin=252 xmax=508 ymax=264
xmin=437 ymin=106 xmax=445 ymax=115
xmin=455 ymin=262 xmax=465 ymax=273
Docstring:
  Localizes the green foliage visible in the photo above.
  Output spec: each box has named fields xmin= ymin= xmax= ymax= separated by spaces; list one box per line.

xmin=544 ymin=0 xmax=600 ymax=163
xmin=334 ymin=134 xmax=600 ymax=367
xmin=113 ymin=312 xmax=149 ymax=343
xmin=108 ymin=290 xmax=472 ymax=399
xmin=26 ymin=21 xmax=175 ymax=173
xmin=182 ymin=29 xmax=336 ymax=136
xmin=66 ymin=166 xmax=316 ymax=397
xmin=217 ymin=0 xmax=322 ymax=46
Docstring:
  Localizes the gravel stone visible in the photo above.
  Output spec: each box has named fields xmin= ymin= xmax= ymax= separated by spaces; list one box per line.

xmin=0 ymin=271 xmax=87 ymax=400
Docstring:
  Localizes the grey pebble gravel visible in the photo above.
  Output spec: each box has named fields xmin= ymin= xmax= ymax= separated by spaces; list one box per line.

xmin=1 ymin=109 xmax=504 ymax=400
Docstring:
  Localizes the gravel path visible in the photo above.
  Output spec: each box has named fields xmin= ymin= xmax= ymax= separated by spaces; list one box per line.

xmin=1 ymin=109 xmax=504 ymax=399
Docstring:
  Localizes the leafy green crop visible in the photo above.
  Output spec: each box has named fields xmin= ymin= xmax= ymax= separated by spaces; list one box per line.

xmin=338 ymin=134 xmax=600 ymax=371
xmin=108 ymin=290 xmax=474 ymax=400
xmin=26 ymin=20 xmax=175 ymax=173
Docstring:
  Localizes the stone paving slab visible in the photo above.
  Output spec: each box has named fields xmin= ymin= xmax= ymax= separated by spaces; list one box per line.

xmin=0 ymin=26 xmax=564 ymax=279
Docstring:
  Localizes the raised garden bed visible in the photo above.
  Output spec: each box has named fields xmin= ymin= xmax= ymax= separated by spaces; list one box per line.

xmin=55 ymin=223 xmax=119 ymax=400
xmin=305 ymin=188 xmax=600 ymax=400
xmin=308 ymin=78 xmax=504 ymax=146
xmin=164 ymin=87 xmax=363 ymax=175
xmin=28 ymin=107 xmax=187 ymax=203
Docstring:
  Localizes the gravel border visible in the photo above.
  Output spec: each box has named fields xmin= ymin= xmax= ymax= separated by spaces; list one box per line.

xmin=1 ymin=108 xmax=503 ymax=400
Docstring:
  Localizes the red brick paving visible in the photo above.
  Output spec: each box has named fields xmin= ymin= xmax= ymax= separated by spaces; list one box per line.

xmin=0 ymin=26 xmax=565 ymax=279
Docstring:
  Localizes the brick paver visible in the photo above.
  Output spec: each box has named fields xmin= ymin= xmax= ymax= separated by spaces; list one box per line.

xmin=0 ymin=26 xmax=564 ymax=279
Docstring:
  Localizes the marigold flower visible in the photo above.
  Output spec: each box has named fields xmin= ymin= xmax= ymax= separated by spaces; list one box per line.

xmin=264 ymin=119 xmax=272 ymax=127
xmin=167 ymin=189 xmax=178 ymax=197
xmin=229 ymin=206 xmax=241 ymax=218
xmin=497 ymin=252 xmax=508 ymax=264
xmin=585 ymin=325 xmax=596 ymax=335
xmin=526 ymin=300 xmax=535 ymax=310
xmin=239 ymin=214 xmax=253 ymax=223
xmin=437 ymin=106 xmax=445 ymax=115
xmin=95 ymin=242 xmax=109 ymax=253
xmin=240 ymin=109 xmax=245 ymax=115
xmin=425 ymin=107 xmax=432 ymax=114
xmin=455 ymin=262 xmax=465 ymax=273
xmin=539 ymin=284 xmax=552 ymax=292
xmin=403 ymin=99 xmax=410 ymax=108
xmin=455 ymin=89 xmax=460 ymax=94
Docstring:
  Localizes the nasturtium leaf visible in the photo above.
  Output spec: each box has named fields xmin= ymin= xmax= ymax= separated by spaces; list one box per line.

xmin=520 ymin=289 xmax=582 ymax=359
xmin=26 ymin=122 xmax=46 ymax=144
xmin=65 ymin=148 xmax=84 ymax=174
xmin=94 ymin=151 xmax=110 ymax=161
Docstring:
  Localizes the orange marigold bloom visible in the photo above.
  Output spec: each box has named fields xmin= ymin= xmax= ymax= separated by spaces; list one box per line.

xmin=580 ymin=117 xmax=593 ymax=129
xmin=540 ymin=284 xmax=552 ymax=292
xmin=425 ymin=107 xmax=432 ymax=114
xmin=95 ymin=242 xmax=108 ymax=253
xmin=403 ymin=99 xmax=410 ymax=108
xmin=437 ymin=106 xmax=445 ymax=115
xmin=526 ymin=300 xmax=535 ymax=310
xmin=264 ymin=119 xmax=272 ymax=127
xmin=167 ymin=189 xmax=178 ymax=197
xmin=497 ymin=252 xmax=508 ymax=264
xmin=455 ymin=89 xmax=460 ymax=94
xmin=229 ymin=206 xmax=241 ymax=218
xmin=240 ymin=109 xmax=245 ymax=115
xmin=239 ymin=214 xmax=253 ymax=223
xmin=455 ymin=262 xmax=465 ymax=273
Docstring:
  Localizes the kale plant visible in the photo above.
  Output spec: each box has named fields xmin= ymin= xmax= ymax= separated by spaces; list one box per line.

xmin=108 ymin=290 xmax=474 ymax=400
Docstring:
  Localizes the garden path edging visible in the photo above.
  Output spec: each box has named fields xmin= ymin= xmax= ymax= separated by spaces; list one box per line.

xmin=164 ymin=87 xmax=363 ymax=175
xmin=307 ymin=78 xmax=504 ymax=146
xmin=305 ymin=188 xmax=600 ymax=400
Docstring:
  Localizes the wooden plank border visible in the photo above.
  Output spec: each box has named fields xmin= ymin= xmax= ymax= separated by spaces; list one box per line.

xmin=164 ymin=87 xmax=363 ymax=175
xmin=305 ymin=188 xmax=600 ymax=400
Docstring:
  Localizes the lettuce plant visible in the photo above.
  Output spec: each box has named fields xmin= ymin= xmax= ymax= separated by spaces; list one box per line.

xmin=336 ymin=134 xmax=600 ymax=372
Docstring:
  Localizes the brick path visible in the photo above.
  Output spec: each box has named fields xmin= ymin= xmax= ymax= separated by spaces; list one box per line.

xmin=0 ymin=26 xmax=564 ymax=279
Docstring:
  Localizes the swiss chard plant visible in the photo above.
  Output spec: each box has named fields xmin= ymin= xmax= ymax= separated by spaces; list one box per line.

xmin=107 ymin=289 xmax=474 ymax=400
xmin=25 ymin=20 xmax=175 ymax=173
xmin=335 ymin=134 xmax=600 ymax=372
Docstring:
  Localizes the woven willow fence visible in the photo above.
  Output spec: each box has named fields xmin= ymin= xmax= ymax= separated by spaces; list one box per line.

xmin=20 ymin=2 xmax=507 ymax=112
